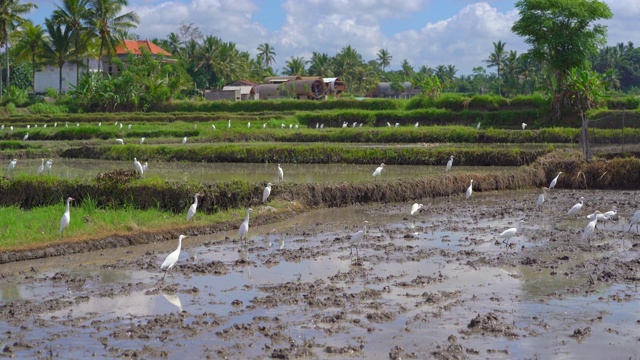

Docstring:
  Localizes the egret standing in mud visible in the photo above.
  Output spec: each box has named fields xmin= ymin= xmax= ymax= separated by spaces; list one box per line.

xmin=599 ymin=206 xmax=618 ymax=228
xmin=446 ymin=156 xmax=454 ymax=172
xmin=277 ymin=164 xmax=284 ymax=182
xmin=349 ymin=221 xmax=368 ymax=259
xmin=628 ymin=210 xmax=640 ymax=232
xmin=522 ymin=123 xmax=527 ymax=130
xmin=549 ymin=172 xmax=562 ymax=190
xmin=161 ymin=235 xmax=187 ymax=280
xmin=133 ymin=158 xmax=144 ymax=176
xmin=536 ymin=187 xmax=548 ymax=207
xmin=262 ymin=183 xmax=272 ymax=203
xmin=45 ymin=159 xmax=53 ymax=175
xmin=142 ymin=162 xmax=148 ymax=173
xmin=238 ymin=208 xmax=253 ymax=244
xmin=476 ymin=122 xmax=481 ymax=130
xmin=581 ymin=211 xmax=601 ymax=244
xmin=60 ymin=197 xmax=74 ymax=234
xmin=115 ymin=138 xmax=124 ymax=145
xmin=37 ymin=159 xmax=45 ymax=175
xmin=372 ymin=163 xmax=385 ymax=179
xmin=567 ymin=197 xmax=585 ymax=216
xmin=182 ymin=136 xmax=187 ymax=145
xmin=186 ymin=193 xmax=201 ymax=221
xmin=7 ymin=159 xmax=16 ymax=173
xmin=465 ymin=179 xmax=474 ymax=199
xmin=140 ymin=137 xmax=145 ymax=144
xmin=410 ymin=203 xmax=424 ymax=215
xmin=497 ymin=220 xmax=525 ymax=246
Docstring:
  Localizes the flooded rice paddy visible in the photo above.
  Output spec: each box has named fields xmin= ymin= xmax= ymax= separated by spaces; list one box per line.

xmin=1 ymin=189 xmax=640 ymax=358
xmin=9 ymin=158 xmax=516 ymax=183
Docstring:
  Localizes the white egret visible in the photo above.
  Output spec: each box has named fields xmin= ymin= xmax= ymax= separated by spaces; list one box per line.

xmin=34 ymin=125 xmax=38 ymax=128
xmin=128 ymin=124 xmax=132 ymax=130
xmin=119 ymin=123 xmax=123 ymax=130
xmin=395 ymin=123 xmax=399 ymax=127
xmin=186 ymin=193 xmax=201 ymax=221
xmin=194 ymin=124 xmax=197 ymax=129
xmin=294 ymin=124 xmax=299 ymax=129
xmin=140 ymin=137 xmax=145 ymax=144
xmin=476 ymin=122 xmax=481 ymax=130
xmin=133 ymin=158 xmax=144 ymax=176
xmin=315 ymin=123 xmax=319 ymax=129
xmin=43 ymin=124 xmax=46 ymax=128
xmin=37 ymin=159 xmax=44 ymax=175
xmin=342 ymin=122 xmax=347 ymax=128
xmin=289 ymin=124 xmax=292 ymax=129
xmin=497 ymin=220 xmax=525 ymax=246
xmin=372 ymin=163 xmax=385 ymax=178
xmin=60 ymin=197 xmax=74 ymax=234
xmin=262 ymin=183 xmax=272 ymax=203
xmin=161 ymin=235 xmax=188 ymax=280
xmin=522 ymin=122 xmax=527 ymax=130
xmin=22 ymin=133 xmax=28 ymax=141
xmin=581 ymin=211 xmax=601 ymax=244
xmin=281 ymin=124 xmax=285 ymax=129
xmin=263 ymin=123 xmax=267 ymax=129
xmin=45 ymin=159 xmax=53 ymax=175
xmin=465 ymin=179 xmax=474 ymax=199
xmin=410 ymin=203 xmax=424 ymax=215
xmin=115 ymin=121 xmax=118 ymax=125
xmin=414 ymin=122 xmax=419 ymax=128
xmin=386 ymin=122 xmax=391 ymax=127
xmin=549 ymin=172 xmax=562 ymax=189
xmin=76 ymin=123 xmax=79 ymax=127
xmin=212 ymin=124 xmax=216 ymax=130
xmin=536 ymin=187 xmax=548 ymax=207
xmin=352 ymin=122 xmax=357 ymax=128
xmin=320 ymin=124 xmax=324 ymax=129
xmin=10 ymin=126 xmax=13 ymax=131
xmin=181 ymin=136 xmax=187 ymax=145
xmin=348 ymin=221 xmax=368 ymax=258
xmin=247 ymin=122 xmax=251 ymax=128
xmin=599 ymin=206 xmax=618 ymax=228
xmin=26 ymin=125 xmax=30 ymax=129
xmin=228 ymin=119 xmax=231 ymax=129
xmin=567 ymin=197 xmax=585 ymax=216
xmin=446 ymin=155 xmax=454 ymax=172
xmin=628 ymin=209 xmax=640 ymax=232
xmin=1 ymin=124 xmax=4 ymax=130
xmin=359 ymin=123 xmax=362 ymax=127
xmin=238 ymin=208 xmax=253 ymax=244
xmin=277 ymin=164 xmax=284 ymax=182
xmin=115 ymin=138 xmax=124 ymax=145
xmin=53 ymin=123 xmax=57 ymax=127
xmin=66 ymin=122 xmax=69 ymax=127
xmin=98 ymin=122 xmax=102 ymax=126
xmin=142 ymin=162 xmax=148 ymax=173
xmin=7 ymin=159 xmax=17 ymax=172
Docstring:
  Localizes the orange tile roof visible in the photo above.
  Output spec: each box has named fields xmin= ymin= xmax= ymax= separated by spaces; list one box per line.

xmin=115 ymin=40 xmax=171 ymax=57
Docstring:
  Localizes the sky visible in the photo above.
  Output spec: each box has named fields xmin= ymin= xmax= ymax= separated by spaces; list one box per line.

xmin=26 ymin=0 xmax=640 ymax=75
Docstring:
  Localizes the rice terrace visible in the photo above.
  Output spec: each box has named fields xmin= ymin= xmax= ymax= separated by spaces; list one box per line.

xmin=1 ymin=0 xmax=640 ymax=358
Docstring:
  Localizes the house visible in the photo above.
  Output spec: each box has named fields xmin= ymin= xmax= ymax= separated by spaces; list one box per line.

xmin=205 ymin=80 xmax=258 ymax=101
xmin=33 ymin=39 xmax=172 ymax=94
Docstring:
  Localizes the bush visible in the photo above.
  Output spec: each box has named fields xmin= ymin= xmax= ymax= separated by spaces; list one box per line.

xmin=28 ymin=103 xmax=69 ymax=115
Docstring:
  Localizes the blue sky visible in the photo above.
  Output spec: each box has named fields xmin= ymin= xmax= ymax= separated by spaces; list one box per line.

xmin=25 ymin=0 xmax=639 ymax=75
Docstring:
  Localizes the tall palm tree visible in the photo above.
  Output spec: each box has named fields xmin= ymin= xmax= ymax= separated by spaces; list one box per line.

xmin=0 ymin=0 xmax=37 ymax=98
xmin=308 ymin=51 xmax=333 ymax=77
xmin=167 ymin=32 xmax=182 ymax=56
xmin=256 ymin=43 xmax=276 ymax=69
xmin=376 ymin=48 xmax=392 ymax=71
xmin=484 ymin=40 xmax=507 ymax=95
xmin=86 ymin=0 xmax=139 ymax=72
xmin=52 ymin=0 xmax=90 ymax=87
xmin=400 ymin=59 xmax=414 ymax=81
xmin=334 ymin=45 xmax=363 ymax=92
xmin=282 ymin=56 xmax=306 ymax=76
xmin=12 ymin=20 xmax=44 ymax=92
xmin=42 ymin=18 xmax=74 ymax=97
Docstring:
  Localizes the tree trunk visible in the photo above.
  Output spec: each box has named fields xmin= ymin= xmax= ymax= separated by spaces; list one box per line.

xmin=581 ymin=111 xmax=592 ymax=161
xmin=58 ymin=64 xmax=63 ymax=98
xmin=5 ymin=36 xmax=9 ymax=96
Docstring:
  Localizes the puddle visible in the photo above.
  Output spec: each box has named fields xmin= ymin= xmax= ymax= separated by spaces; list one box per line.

xmin=1 ymin=189 xmax=640 ymax=358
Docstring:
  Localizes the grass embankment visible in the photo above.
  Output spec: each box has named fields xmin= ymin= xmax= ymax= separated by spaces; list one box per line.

xmin=60 ymin=143 xmax=550 ymax=166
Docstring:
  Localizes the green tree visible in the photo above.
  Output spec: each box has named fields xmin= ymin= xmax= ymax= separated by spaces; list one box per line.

xmin=52 ymin=0 xmax=90 ymax=86
xmin=256 ymin=43 xmax=276 ymax=69
xmin=307 ymin=52 xmax=333 ymax=77
xmin=12 ymin=20 xmax=44 ymax=92
xmin=41 ymin=18 xmax=74 ymax=97
xmin=86 ymin=0 xmax=139 ymax=72
xmin=400 ymin=59 xmax=414 ymax=81
xmin=282 ymin=56 xmax=306 ymax=76
xmin=512 ymin=0 xmax=612 ymax=109
xmin=376 ymin=48 xmax=392 ymax=71
xmin=0 ymin=0 xmax=37 ymax=99
xmin=484 ymin=40 xmax=507 ymax=96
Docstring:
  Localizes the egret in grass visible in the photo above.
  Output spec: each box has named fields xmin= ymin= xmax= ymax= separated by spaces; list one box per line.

xmin=142 ymin=162 xmax=148 ymax=173
xmin=522 ymin=123 xmax=527 ymax=130
xmin=115 ymin=138 xmax=124 ymax=145
xmin=37 ymin=159 xmax=45 ymax=175
xmin=348 ymin=221 xmax=368 ymax=259
xmin=281 ymin=123 xmax=285 ymax=129
xmin=10 ymin=126 xmax=13 ymax=131
xmin=26 ymin=125 xmax=30 ymax=129
xmin=98 ymin=122 xmax=101 ymax=127
xmin=53 ymin=123 xmax=57 ymax=128
xmin=386 ymin=122 xmax=391 ymax=127
xmin=581 ymin=211 xmax=601 ymax=244
xmin=140 ymin=137 xmax=145 ymax=144
xmin=465 ymin=179 xmax=474 ymax=199
xmin=22 ymin=133 xmax=28 ymax=141
xmin=228 ymin=119 xmax=231 ymax=129
xmin=182 ymin=136 xmax=187 ymax=145
xmin=414 ymin=122 xmax=419 ymax=128
xmin=289 ymin=124 xmax=293 ymax=129
xmin=549 ymin=172 xmax=562 ymax=189
xmin=45 ymin=159 xmax=53 ymax=175
xmin=119 ymin=123 xmax=123 ymax=130
xmin=161 ymin=235 xmax=188 ymax=280
xmin=628 ymin=209 xmax=640 ymax=232
xmin=34 ymin=125 xmax=38 ymax=128
xmin=128 ymin=124 xmax=132 ymax=130
xmin=212 ymin=124 xmax=216 ymax=130
xmin=248 ymin=122 xmax=251 ymax=129
xmin=446 ymin=155 xmax=454 ymax=172
xmin=476 ymin=122 xmax=481 ymax=130
xmin=262 ymin=183 xmax=272 ymax=203
xmin=65 ymin=122 xmax=69 ymax=127
xmin=497 ymin=220 xmax=525 ymax=246
xmin=395 ymin=123 xmax=399 ymax=127
xmin=186 ymin=193 xmax=201 ymax=221
xmin=567 ymin=197 xmax=585 ymax=216
xmin=315 ymin=123 xmax=319 ymax=129
xmin=372 ymin=163 xmax=385 ymax=178
xmin=133 ymin=158 xmax=144 ymax=176
xmin=320 ymin=124 xmax=324 ymax=129
xmin=238 ymin=208 xmax=253 ymax=244
xmin=1 ymin=124 xmax=4 ymax=130
xmin=263 ymin=123 xmax=267 ymax=129
xmin=60 ymin=197 xmax=74 ymax=234
xmin=295 ymin=124 xmax=299 ymax=129
xmin=277 ymin=164 xmax=284 ymax=182
xmin=536 ymin=187 xmax=548 ymax=207
xmin=352 ymin=122 xmax=357 ymax=128
xmin=410 ymin=203 xmax=424 ymax=215
xmin=7 ymin=159 xmax=17 ymax=173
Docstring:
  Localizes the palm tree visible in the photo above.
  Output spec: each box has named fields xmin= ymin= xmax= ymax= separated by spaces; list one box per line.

xmin=0 ymin=0 xmax=37 ymax=98
xmin=376 ymin=48 xmax=392 ymax=71
xmin=52 ymin=0 xmax=90 ymax=87
xmin=256 ymin=43 xmax=276 ymax=68
xmin=334 ymin=45 xmax=363 ymax=92
xmin=484 ymin=40 xmax=508 ymax=95
xmin=86 ymin=0 xmax=139 ymax=72
xmin=282 ymin=56 xmax=306 ymax=76
xmin=12 ymin=20 xmax=44 ymax=92
xmin=167 ymin=32 xmax=182 ymax=55
xmin=42 ymin=18 xmax=74 ymax=97
xmin=308 ymin=52 xmax=333 ymax=77
xmin=400 ymin=59 xmax=414 ymax=81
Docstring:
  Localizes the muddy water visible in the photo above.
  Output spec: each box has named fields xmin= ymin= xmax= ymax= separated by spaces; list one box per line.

xmin=1 ymin=189 xmax=640 ymax=358
xmin=8 ymin=158 xmax=516 ymax=183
